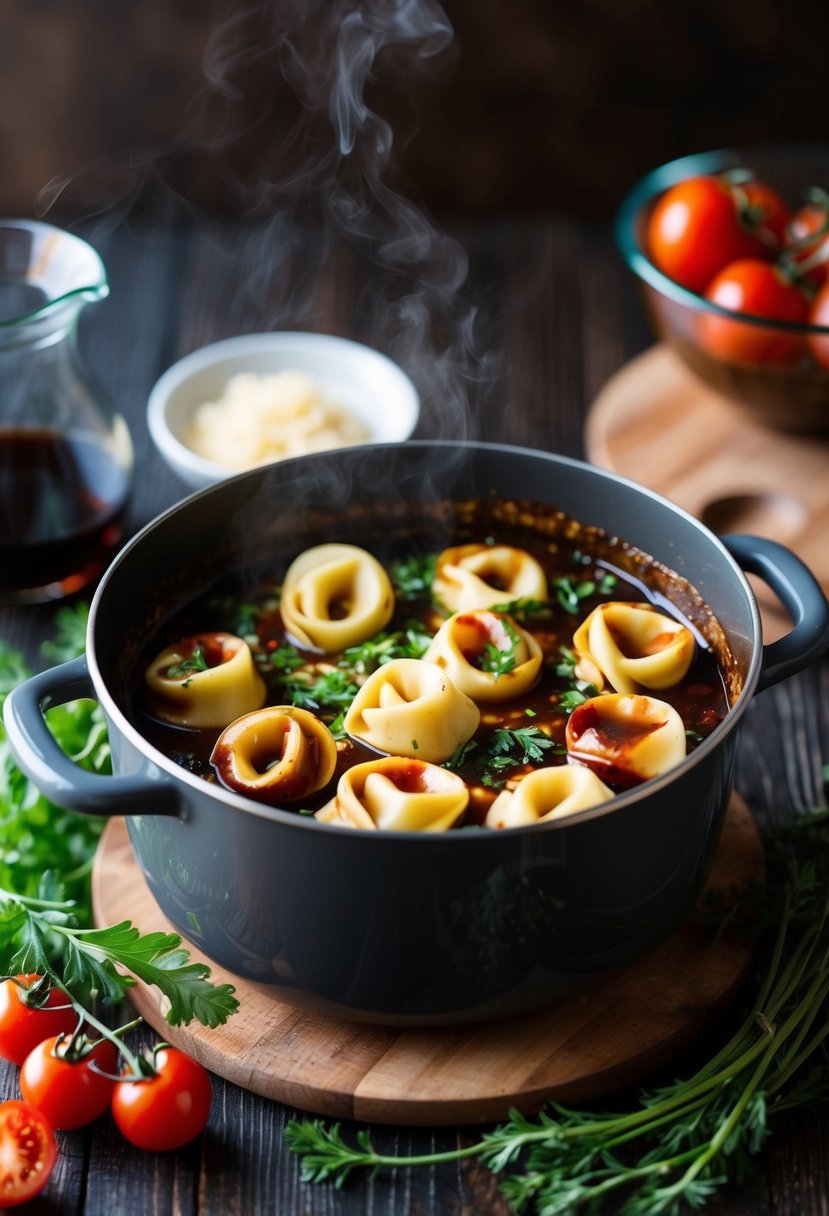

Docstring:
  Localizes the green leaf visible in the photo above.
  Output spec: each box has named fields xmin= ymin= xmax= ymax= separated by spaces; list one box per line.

xmin=40 ymin=603 xmax=89 ymax=664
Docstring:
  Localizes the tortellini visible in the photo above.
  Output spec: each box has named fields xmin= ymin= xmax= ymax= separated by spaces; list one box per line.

xmin=573 ymin=602 xmax=695 ymax=694
xmin=433 ymin=543 xmax=548 ymax=614
xmin=210 ymin=706 xmax=337 ymax=804
xmin=424 ymin=610 xmax=542 ymax=702
xmin=280 ymin=543 xmax=394 ymax=652
xmin=315 ymin=756 xmax=469 ymax=831
xmin=485 ymin=765 xmax=614 ymax=829
xmin=565 ymin=693 xmax=687 ymax=787
xmin=343 ymin=658 xmax=480 ymax=763
xmin=145 ymin=632 xmax=266 ymax=729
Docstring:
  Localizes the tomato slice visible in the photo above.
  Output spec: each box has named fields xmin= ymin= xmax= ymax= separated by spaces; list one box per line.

xmin=0 ymin=1101 xmax=57 ymax=1208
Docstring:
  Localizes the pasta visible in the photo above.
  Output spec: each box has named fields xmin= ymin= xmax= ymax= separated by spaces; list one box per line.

xmin=433 ymin=543 xmax=548 ymax=613
xmin=424 ymin=609 xmax=543 ymax=702
xmin=210 ymin=706 xmax=337 ymax=804
xmin=565 ymin=693 xmax=687 ymax=786
xmin=485 ymin=765 xmax=614 ymax=829
xmin=145 ymin=632 xmax=266 ymax=729
xmin=137 ymin=507 xmax=730 ymax=833
xmin=573 ymin=602 xmax=695 ymax=693
xmin=315 ymin=756 xmax=469 ymax=831
xmin=280 ymin=543 xmax=394 ymax=652
xmin=343 ymin=658 xmax=480 ymax=762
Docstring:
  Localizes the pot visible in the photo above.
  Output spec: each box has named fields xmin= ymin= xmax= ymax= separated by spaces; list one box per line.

xmin=5 ymin=442 xmax=829 ymax=1025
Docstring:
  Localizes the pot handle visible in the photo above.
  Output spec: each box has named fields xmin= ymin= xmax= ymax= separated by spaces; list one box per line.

xmin=722 ymin=533 xmax=829 ymax=692
xmin=2 ymin=655 xmax=181 ymax=818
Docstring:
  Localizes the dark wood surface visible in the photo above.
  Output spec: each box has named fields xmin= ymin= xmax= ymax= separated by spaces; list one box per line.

xmin=2 ymin=214 xmax=828 ymax=1213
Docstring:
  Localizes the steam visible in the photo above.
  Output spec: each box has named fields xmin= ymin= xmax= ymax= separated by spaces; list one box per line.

xmin=38 ymin=0 xmax=501 ymax=442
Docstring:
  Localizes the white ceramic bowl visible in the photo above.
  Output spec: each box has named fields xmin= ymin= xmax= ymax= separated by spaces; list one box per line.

xmin=147 ymin=332 xmax=421 ymax=490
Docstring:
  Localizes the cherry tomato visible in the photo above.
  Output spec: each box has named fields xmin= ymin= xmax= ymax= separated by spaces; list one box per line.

xmin=647 ymin=175 xmax=773 ymax=294
xmin=740 ymin=179 xmax=789 ymax=249
xmin=0 ymin=975 xmax=78 ymax=1066
xmin=0 ymin=1100 xmax=57 ymax=1208
xmin=807 ymin=280 xmax=829 ymax=369
xmin=19 ymin=1035 xmax=117 ymax=1131
xmin=786 ymin=198 xmax=829 ymax=287
xmin=700 ymin=257 xmax=810 ymax=365
xmin=111 ymin=1047 xmax=212 ymax=1151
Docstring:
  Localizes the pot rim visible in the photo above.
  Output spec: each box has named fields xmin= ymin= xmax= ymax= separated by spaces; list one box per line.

xmin=88 ymin=439 xmax=763 ymax=838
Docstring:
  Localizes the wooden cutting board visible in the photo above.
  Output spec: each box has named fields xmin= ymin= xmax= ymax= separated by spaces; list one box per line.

xmin=92 ymin=794 xmax=763 ymax=1126
xmin=585 ymin=344 xmax=829 ymax=641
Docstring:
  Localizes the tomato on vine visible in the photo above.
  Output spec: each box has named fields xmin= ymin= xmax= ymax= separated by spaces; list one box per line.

xmin=699 ymin=257 xmax=810 ymax=365
xmin=784 ymin=190 xmax=829 ymax=288
xmin=0 ymin=1100 xmax=57 ymax=1207
xmin=646 ymin=174 xmax=783 ymax=294
xmin=808 ymin=280 xmax=829 ymax=369
xmin=0 ymin=975 xmax=78 ymax=1066
xmin=19 ymin=1033 xmax=117 ymax=1131
xmin=111 ymin=1045 xmax=212 ymax=1151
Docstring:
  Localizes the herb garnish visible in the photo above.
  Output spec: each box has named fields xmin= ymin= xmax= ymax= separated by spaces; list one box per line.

xmin=277 ymin=666 xmax=360 ymax=714
xmin=390 ymin=553 xmax=437 ymax=601
xmin=287 ymin=776 xmax=829 ymax=1215
xmin=479 ymin=617 xmax=521 ymax=680
xmin=550 ymin=571 xmax=617 ymax=614
xmin=490 ymin=598 xmax=553 ymax=624
xmin=340 ymin=624 xmax=432 ymax=674
xmin=166 ymin=646 xmax=209 ymax=682
xmin=0 ymin=607 xmax=238 ymax=1029
xmin=444 ymin=727 xmax=561 ymax=785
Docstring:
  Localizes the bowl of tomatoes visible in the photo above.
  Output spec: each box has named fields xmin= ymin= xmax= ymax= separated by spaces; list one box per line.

xmin=616 ymin=146 xmax=829 ymax=431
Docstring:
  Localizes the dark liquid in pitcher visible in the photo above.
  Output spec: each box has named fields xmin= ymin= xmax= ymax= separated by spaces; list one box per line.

xmin=0 ymin=428 xmax=130 ymax=598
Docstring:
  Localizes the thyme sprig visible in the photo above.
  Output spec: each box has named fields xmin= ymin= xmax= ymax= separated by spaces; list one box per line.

xmin=287 ymin=781 xmax=829 ymax=1213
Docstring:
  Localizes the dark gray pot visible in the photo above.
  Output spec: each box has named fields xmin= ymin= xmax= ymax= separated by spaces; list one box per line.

xmin=5 ymin=442 xmax=829 ymax=1024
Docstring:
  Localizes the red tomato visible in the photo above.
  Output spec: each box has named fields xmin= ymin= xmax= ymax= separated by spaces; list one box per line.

xmin=741 ymin=179 xmax=789 ymax=249
xmin=647 ymin=175 xmax=773 ymax=293
xmin=786 ymin=199 xmax=829 ymax=287
xmin=0 ymin=975 xmax=78 ymax=1066
xmin=808 ymin=280 xmax=829 ymax=369
xmin=19 ymin=1035 xmax=117 ymax=1131
xmin=0 ymin=1100 xmax=57 ymax=1207
xmin=111 ymin=1047 xmax=212 ymax=1151
xmin=700 ymin=258 xmax=810 ymax=365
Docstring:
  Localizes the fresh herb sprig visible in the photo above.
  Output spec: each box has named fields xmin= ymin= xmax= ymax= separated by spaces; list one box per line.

xmin=549 ymin=569 xmax=618 ymax=616
xmin=276 ymin=666 xmax=360 ymax=714
xmin=0 ymin=605 xmax=238 ymax=1029
xmin=340 ymin=624 xmax=432 ymax=674
xmin=479 ymin=617 xmax=521 ymax=681
xmin=390 ymin=553 xmax=437 ymax=601
xmin=287 ymin=781 xmax=829 ymax=1214
xmin=0 ymin=897 xmax=237 ymax=1027
xmin=445 ymin=726 xmax=561 ymax=788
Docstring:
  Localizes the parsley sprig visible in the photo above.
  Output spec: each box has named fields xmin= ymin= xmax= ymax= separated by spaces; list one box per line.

xmin=549 ymin=571 xmax=617 ymax=615
xmin=340 ymin=624 xmax=432 ymax=674
xmin=479 ymin=617 xmax=521 ymax=680
xmin=445 ymin=726 xmax=561 ymax=787
xmin=390 ymin=552 xmax=437 ymax=601
xmin=0 ymin=606 xmax=238 ymax=1030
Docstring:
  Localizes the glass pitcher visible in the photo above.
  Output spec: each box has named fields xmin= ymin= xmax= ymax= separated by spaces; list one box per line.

xmin=0 ymin=219 xmax=133 ymax=603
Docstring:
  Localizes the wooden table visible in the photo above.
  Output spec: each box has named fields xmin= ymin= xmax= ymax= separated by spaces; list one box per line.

xmin=2 ymin=215 xmax=827 ymax=1214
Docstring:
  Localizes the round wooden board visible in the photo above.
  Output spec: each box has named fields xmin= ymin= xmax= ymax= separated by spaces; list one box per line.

xmin=92 ymin=795 xmax=762 ymax=1127
xmin=585 ymin=344 xmax=829 ymax=641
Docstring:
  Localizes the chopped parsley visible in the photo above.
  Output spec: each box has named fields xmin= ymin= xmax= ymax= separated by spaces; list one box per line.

xmin=390 ymin=552 xmax=437 ymax=601
xmin=340 ymin=624 xmax=432 ymax=674
xmin=479 ymin=617 xmax=521 ymax=680
xmin=166 ymin=647 xmax=209 ymax=681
